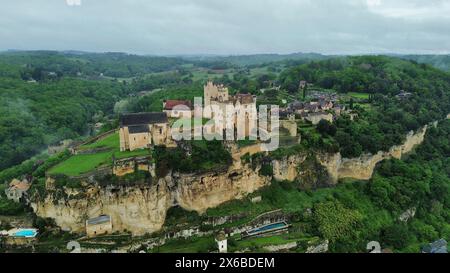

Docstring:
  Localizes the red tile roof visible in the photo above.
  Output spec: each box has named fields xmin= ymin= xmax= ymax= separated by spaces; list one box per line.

xmin=164 ymin=100 xmax=192 ymax=110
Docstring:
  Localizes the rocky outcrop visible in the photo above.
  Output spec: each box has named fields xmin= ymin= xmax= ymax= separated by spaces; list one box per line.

xmin=32 ymin=163 xmax=269 ymax=235
xmin=318 ymin=125 xmax=428 ymax=182
xmin=31 ymin=179 xmax=172 ymax=235
xmin=174 ymin=164 xmax=270 ymax=213
xmin=272 ymin=155 xmax=307 ymax=182
xmin=272 ymin=125 xmax=428 ymax=184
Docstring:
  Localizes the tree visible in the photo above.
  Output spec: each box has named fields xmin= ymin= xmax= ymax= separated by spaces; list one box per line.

xmin=381 ymin=224 xmax=412 ymax=249
xmin=317 ymin=120 xmax=337 ymax=136
xmin=313 ymin=200 xmax=362 ymax=242
xmin=302 ymin=84 xmax=308 ymax=100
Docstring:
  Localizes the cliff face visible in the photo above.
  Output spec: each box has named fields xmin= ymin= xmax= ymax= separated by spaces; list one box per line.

xmin=318 ymin=125 xmax=428 ymax=182
xmin=272 ymin=155 xmax=307 ymax=182
xmin=272 ymin=125 xmax=428 ymax=184
xmin=31 ymin=125 xmax=428 ymax=235
xmin=31 ymin=179 xmax=172 ymax=235
xmin=174 ymin=164 xmax=270 ymax=213
xmin=32 ymin=164 xmax=269 ymax=235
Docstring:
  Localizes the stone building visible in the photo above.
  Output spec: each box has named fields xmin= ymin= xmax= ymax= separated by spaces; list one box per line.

xmin=5 ymin=178 xmax=31 ymax=203
xmin=86 ymin=215 xmax=113 ymax=237
xmin=204 ymin=81 xmax=257 ymax=138
xmin=119 ymin=112 xmax=171 ymax=151
xmin=204 ymin=81 xmax=230 ymax=105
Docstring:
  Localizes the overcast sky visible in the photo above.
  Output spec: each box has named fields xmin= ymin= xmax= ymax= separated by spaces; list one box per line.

xmin=0 ymin=0 xmax=449 ymax=55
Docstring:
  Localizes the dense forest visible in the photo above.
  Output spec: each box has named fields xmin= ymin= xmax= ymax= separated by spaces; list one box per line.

xmin=0 ymin=70 xmax=126 ymax=169
xmin=0 ymin=51 xmax=186 ymax=78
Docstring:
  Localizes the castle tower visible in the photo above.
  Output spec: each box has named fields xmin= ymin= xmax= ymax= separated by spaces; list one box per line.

xmin=204 ymin=81 xmax=229 ymax=106
xmin=204 ymin=81 xmax=217 ymax=106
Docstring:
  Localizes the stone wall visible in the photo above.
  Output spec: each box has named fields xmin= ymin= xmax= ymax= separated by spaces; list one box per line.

xmin=280 ymin=120 xmax=297 ymax=137
xmin=112 ymin=156 xmax=154 ymax=177
xmin=73 ymin=129 xmax=117 ymax=154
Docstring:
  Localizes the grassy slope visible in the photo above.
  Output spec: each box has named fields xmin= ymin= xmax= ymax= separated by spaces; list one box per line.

xmin=48 ymin=132 xmax=149 ymax=176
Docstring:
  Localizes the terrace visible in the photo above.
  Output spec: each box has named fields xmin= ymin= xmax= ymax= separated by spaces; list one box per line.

xmin=48 ymin=132 xmax=150 ymax=177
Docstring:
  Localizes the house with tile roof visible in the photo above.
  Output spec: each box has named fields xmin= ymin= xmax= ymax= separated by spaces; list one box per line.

xmin=163 ymin=100 xmax=193 ymax=118
xmin=5 ymin=178 xmax=31 ymax=203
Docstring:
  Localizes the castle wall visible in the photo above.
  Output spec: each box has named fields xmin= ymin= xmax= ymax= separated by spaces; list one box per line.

xmin=128 ymin=132 xmax=151 ymax=151
xmin=305 ymin=113 xmax=333 ymax=125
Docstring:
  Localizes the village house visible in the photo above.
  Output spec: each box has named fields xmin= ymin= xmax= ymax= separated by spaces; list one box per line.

xmin=119 ymin=112 xmax=172 ymax=151
xmin=163 ymin=100 xmax=193 ymax=118
xmin=288 ymin=99 xmax=334 ymax=114
xmin=86 ymin=215 xmax=113 ymax=237
xmin=288 ymin=101 xmax=305 ymax=114
xmin=318 ymin=99 xmax=333 ymax=111
xmin=279 ymin=110 xmax=296 ymax=121
xmin=5 ymin=178 xmax=31 ymax=203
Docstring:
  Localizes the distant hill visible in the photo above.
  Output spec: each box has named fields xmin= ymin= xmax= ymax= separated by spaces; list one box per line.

xmin=399 ymin=54 xmax=450 ymax=71
xmin=0 ymin=51 xmax=186 ymax=78
xmin=182 ymin=52 xmax=329 ymax=66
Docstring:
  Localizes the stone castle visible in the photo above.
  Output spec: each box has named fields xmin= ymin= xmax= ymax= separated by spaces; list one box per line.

xmin=119 ymin=81 xmax=258 ymax=151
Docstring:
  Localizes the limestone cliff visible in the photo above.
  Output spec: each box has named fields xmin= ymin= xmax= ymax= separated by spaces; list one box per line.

xmin=32 ymin=163 xmax=269 ymax=235
xmin=31 ymin=179 xmax=172 ymax=235
xmin=272 ymin=155 xmax=307 ymax=182
xmin=174 ymin=164 xmax=270 ymax=213
xmin=272 ymin=125 xmax=428 ymax=184
xmin=318 ymin=125 xmax=428 ymax=182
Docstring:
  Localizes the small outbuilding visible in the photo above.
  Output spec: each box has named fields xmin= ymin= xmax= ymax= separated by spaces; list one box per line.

xmin=215 ymin=231 xmax=228 ymax=253
xmin=5 ymin=178 xmax=31 ymax=203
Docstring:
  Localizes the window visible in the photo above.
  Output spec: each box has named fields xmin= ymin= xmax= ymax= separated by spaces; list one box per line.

xmin=159 ymin=128 xmax=162 ymax=134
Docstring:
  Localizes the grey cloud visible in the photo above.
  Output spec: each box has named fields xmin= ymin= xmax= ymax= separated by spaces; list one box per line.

xmin=0 ymin=0 xmax=449 ymax=55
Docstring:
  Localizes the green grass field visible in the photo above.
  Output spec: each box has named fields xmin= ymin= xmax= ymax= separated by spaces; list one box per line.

xmin=191 ymin=68 xmax=234 ymax=82
xmin=48 ymin=132 xmax=150 ymax=176
xmin=347 ymin=92 xmax=370 ymax=99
